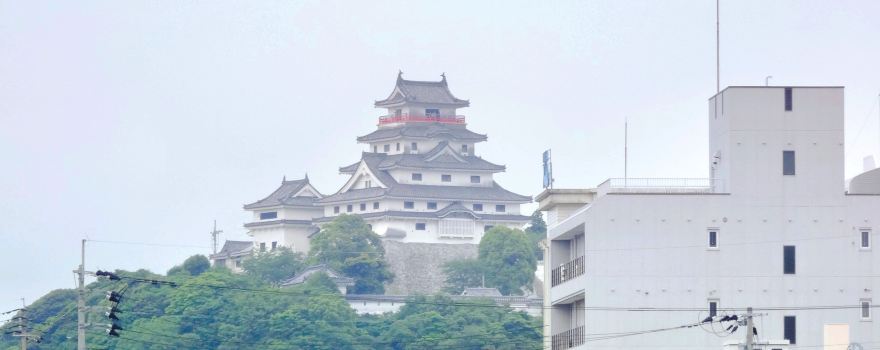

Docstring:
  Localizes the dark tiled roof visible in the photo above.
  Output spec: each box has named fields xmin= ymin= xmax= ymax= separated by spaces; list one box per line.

xmin=280 ymin=264 xmax=354 ymax=287
xmin=341 ymin=153 xmax=504 ymax=174
xmin=209 ymin=240 xmax=253 ymax=259
xmin=314 ymin=210 xmax=530 ymax=223
xmin=317 ymin=183 xmax=530 ymax=204
xmin=243 ymin=178 xmax=321 ymax=209
xmin=357 ymin=123 xmax=487 ymax=143
xmin=375 ymin=74 xmax=469 ymax=107
xmin=243 ymin=219 xmax=314 ymax=228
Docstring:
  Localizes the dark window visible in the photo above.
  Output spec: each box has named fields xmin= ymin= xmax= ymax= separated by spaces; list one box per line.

xmin=234 ymin=259 xmax=241 ymax=267
xmin=412 ymin=173 xmax=422 ymax=181
xmin=260 ymin=211 xmax=277 ymax=220
xmin=470 ymin=175 xmax=481 ymax=184
xmin=404 ymin=201 xmax=414 ymax=209
xmin=365 ymin=180 xmax=371 ymax=188
xmin=347 ymin=205 xmax=353 ymax=213
xmin=461 ymin=144 xmax=469 ymax=153
xmin=367 ymin=224 xmax=372 ymax=230
xmin=709 ymin=301 xmax=718 ymax=317
xmin=708 ymin=230 xmax=718 ymax=248
xmin=427 ymin=202 xmax=437 ymax=210
xmin=783 ymin=151 xmax=796 ymax=175
xmin=259 ymin=242 xmax=266 ymax=252
xmin=394 ymin=109 xmax=402 ymax=116
xmin=441 ymin=174 xmax=452 ymax=182
xmin=416 ymin=223 xmax=426 ymax=230
xmin=425 ymin=109 xmax=439 ymax=117
xmin=373 ymin=145 xmax=377 ymax=153
xmin=484 ymin=225 xmax=494 ymax=232
xmin=862 ymin=300 xmax=871 ymax=319
xmin=862 ymin=231 xmax=871 ymax=248
xmin=373 ymin=202 xmax=380 ymax=209
xmin=784 ymin=87 xmax=793 ymax=111
xmin=411 ymin=142 xmax=418 ymax=151
xmin=360 ymin=203 xmax=366 ymax=211
xmin=271 ymin=241 xmax=277 ymax=250
xmin=383 ymin=144 xmax=390 ymax=152
xmin=783 ymin=246 xmax=796 ymax=274
xmin=495 ymin=205 xmax=506 ymax=212
xmin=334 ymin=206 xmax=340 ymax=214
xmin=396 ymin=143 xmax=400 ymax=151
xmin=473 ymin=204 xmax=483 ymax=211
xmin=784 ymin=316 xmax=796 ymax=344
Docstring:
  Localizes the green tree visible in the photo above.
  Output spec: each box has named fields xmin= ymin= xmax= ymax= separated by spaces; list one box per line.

xmin=242 ymin=247 xmax=305 ymax=284
xmin=524 ymin=210 xmax=548 ymax=260
xmin=167 ymin=254 xmax=211 ymax=276
xmin=308 ymin=215 xmax=393 ymax=294
xmin=478 ymin=226 xmax=537 ymax=296
xmin=441 ymin=259 xmax=484 ymax=295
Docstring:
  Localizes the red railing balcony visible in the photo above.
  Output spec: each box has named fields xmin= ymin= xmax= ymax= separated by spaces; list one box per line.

xmin=378 ymin=114 xmax=466 ymax=125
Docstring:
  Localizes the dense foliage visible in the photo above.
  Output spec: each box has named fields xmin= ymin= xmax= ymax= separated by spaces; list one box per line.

xmin=0 ymin=261 xmax=541 ymax=350
xmin=242 ymin=247 xmax=305 ymax=285
xmin=524 ymin=210 xmax=548 ymax=260
xmin=307 ymin=214 xmax=393 ymax=294
xmin=443 ymin=226 xmax=538 ymax=295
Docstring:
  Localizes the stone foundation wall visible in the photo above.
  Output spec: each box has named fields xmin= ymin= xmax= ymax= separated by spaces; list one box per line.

xmin=382 ymin=240 xmax=477 ymax=295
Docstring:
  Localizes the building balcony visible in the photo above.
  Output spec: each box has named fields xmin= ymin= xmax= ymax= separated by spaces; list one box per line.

xmin=551 ymin=325 xmax=585 ymax=350
xmin=597 ymin=178 xmax=725 ymax=195
xmin=551 ymin=256 xmax=584 ymax=287
xmin=378 ymin=114 xmax=466 ymax=125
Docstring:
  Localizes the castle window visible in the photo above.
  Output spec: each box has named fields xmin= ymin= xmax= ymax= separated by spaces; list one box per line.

xmin=425 ymin=108 xmax=439 ymax=117
xmin=427 ymin=202 xmax=437 ymax=210
xmin=334 ymin=206 xmax=340 ymax=214
xmin=473 ymin=204 xmax=483 ymax=212
xmin=411 ymin=142 xmax=418 ymax=151
xmin=495 ymin=205 xmax=506 ymax=213
xmin=260 ymin=242 xmax=266 ymax=252
xmin=470 ymin=175 xmax=481 ymax=184
xmin=383 ymin=144 xmax=390 ymax=152
xmin=484 ymin=225 xmax=494 ymax=232
xmin=260 ymin=212 xmax=277 ymax=220
xmin=441 ymin=174 xmax=452 ymax=182
xmin=461 ymin=144 xmax=469 ymax=153
xmin=373 ymin=202 xmax=380 ymax=209
xmin=271 ymin=241 xmax=277 ymax=250
xmin=396 ymin=143 xmax=400 ymax=151
xmin=373 ymin=145 xmax=377 ymax=153
xmin=365 ymin=180 xmax=371 ymax=188
xmin=360 ymin=203 xmax=366 ymax=211
xmin=347 ymin=205 xmax=353 ymax=213
xmin=416 ymin=223 xmax=426 ymax=230
xmin=412 ymin=173 xmax=422 ymax=181
xmin=404 ymin=201 xmax=414 ymax=209
xmin=394 ymin=109 xmax=402 ymax=116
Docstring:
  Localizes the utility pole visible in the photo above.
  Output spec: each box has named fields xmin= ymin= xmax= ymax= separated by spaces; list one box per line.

xmin=17 ymin=299 xmax=27 ymax=350
xmin=744 ymin=307 xmax=754 ymax=350
xmin=75 ymin=239 xmax=86 ymax=350
xmin=210 ymin=220 xmax=223 ymax=255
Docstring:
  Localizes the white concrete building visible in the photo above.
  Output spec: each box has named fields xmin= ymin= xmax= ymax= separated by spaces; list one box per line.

xmin=543 ymin=86 xmax=880 ymax=349
xmin=227 ymin=73 xmax=530 ymax=257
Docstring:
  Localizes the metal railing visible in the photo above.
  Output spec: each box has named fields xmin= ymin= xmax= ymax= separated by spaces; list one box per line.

xmin=552 ymin=325 xmax=585 ymax=350
xmin=551 ymin=256 xmax=585 ymax=287
xmin=378 ymin=114 xmax=466 ymax=125
xmin=597 ymin=178 xmax=724 ymax=195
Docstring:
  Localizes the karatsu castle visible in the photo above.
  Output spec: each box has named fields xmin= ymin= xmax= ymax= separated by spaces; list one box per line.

xmin=211 ymin=73 xmax=532 ymax=293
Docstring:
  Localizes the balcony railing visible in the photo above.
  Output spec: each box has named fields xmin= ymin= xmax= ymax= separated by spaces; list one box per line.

xmin=551 ymin=256 xmax=585 ymax=287
xmin=378 ymin=114 xmax=466 ymax=125
xmin=597 ymin=178 xmax=725 ymax=195
xmin=552 ymin=325 xmax=585 ymax=350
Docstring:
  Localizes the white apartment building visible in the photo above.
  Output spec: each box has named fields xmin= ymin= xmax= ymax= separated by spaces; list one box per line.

xmin=542 ymin=86 xmax=880 ymax=349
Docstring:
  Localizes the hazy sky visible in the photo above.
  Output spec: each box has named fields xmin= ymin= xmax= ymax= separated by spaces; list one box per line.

xmin=1 ymin=0 xmax=879 ymax=314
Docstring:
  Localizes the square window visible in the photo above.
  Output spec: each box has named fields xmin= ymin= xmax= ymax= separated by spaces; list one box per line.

xmin=373 ymin=145 xmax=377 ymax=153
xmin=347 ymin=205 xmax=353 ymax=213
xmin=360 ymin=203 xmax=366 ymax=211
xmin=461 ymin=144 xmax=469 ymax=153
xmin=396 ymin=143 xmax=400 ymax=151
xmin=412 ymin=173 xmax=422 ymax=181
xmin=862 ymin=299 xmax=872 ymax=320
xmin=373 ymin=202 xmax=380 ymax=210
xmin=404 ymin=201 xmax=414 ymax=209
xmin=708 ymin=300 xmax=719 ymax=318
xmin=783 ymin=151 xmax=796 ymax=175
xmin=784 ymin=87 xmax=793 ymax=111
xmin=441 ymin=174 xmax=452 ymax=182
xmin=708 ymin=230 xmax=718 ymax=249
xmin=271 ymin=241 xmax=277 ymax=250
xmin=383 ymin=144 xmax=390 ymax=152
xmin=861 ymin=230 xmax=871 ymax=249
xmin=425 ymin=109 xmax=439 ymax=117
xmin=495 ymin=205 xmax=506 ymax=213
xmin=260 ymin=211 xmax=277 ymax=220
xmin=416 ymin=223 xmax=426 ymax=230
xmin=411 ymin=142 xmax=418 ymax=151
xmin=427 ymin=202 xmax=437 ymax=210
xmin=365 ymin=180 xmax=371 ymax=188
xmin=784 ymin=316 xmax=796 ymax=344
xmin=334 ymin=206 xmax=340 ymax=214
xmin=470 ymin=175 xmax=481 ymax=184
xmin=783 ymin=246 xmax=796 ymax=274
xmin=259 ymin=242 xmax=266 ymax=252
xmin=473 ymin=204 xmax=483 ymax=212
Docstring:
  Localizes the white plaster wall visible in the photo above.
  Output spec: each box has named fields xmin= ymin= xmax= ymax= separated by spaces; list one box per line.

xmin=388 ymin=169 xmax=495 ymax=187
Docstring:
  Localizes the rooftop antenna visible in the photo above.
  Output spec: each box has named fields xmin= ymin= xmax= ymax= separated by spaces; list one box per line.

xmin=210 ymin=220 xmax=223 ymax=255
xmin=765 ymin=76 xmax=772 ymax=86
xmin=624 ymin=118 xmax=629 ymax=180
xmin=716 ymin=0 xmax=720 ymax=93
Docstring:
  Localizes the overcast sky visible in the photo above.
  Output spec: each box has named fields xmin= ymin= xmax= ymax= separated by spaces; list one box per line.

xmin=1 ymin=0 xmax=879 ymax=314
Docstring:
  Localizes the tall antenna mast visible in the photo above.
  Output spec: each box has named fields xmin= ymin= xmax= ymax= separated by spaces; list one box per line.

xmin=210 ymin=220 xmax=223 ymax=255
xmin=624 ymin=118 xmax=628 ymax=180
xmin=716 ymin=0 xmax=720 ymax=93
